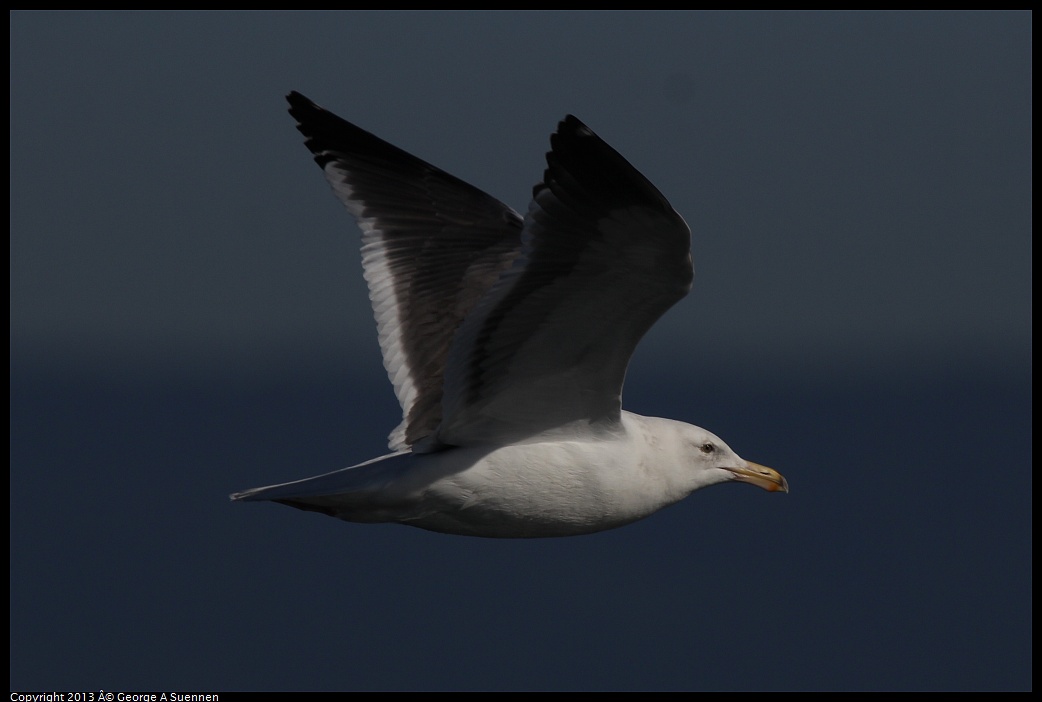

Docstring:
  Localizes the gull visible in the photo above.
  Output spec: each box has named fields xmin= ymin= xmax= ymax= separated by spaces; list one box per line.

xmin=231 ymin=92 xmax=787 ymax=538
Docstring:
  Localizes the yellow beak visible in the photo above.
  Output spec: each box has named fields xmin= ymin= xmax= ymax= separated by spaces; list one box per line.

xmin=727 ymin=461 xmax=789 ymax=493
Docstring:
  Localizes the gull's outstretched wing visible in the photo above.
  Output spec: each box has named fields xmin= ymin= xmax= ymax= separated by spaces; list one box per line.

xmin=287 ymin=92 xmax=523 ymax=450
xmin=435 ymin=116 xmax=693 ymax=447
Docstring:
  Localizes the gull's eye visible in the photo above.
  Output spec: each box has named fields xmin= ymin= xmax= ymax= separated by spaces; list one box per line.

xmin=699 ymin=442 xmax=715 ymax=454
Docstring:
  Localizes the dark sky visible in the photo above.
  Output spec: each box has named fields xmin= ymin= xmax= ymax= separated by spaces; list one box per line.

xmin=10 ymin=11 xmax=1031 ymax=691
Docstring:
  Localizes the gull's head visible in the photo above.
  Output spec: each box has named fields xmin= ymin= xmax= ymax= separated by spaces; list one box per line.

xmin=661 ymin=420 xmax=788 ymax=496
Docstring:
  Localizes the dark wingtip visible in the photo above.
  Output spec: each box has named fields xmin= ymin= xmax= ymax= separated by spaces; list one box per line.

xmin=286 ymin=90 xmax=324 ymax=125
xmin=286 ymin=90 xmax=310 ymax=107
xmin=558 ymin=114 xmax=593 ymax=136
xmin=541 ymin=114 xmax=678 ymax=217
xmin=284 ymin=91 xmax=362 ymax=167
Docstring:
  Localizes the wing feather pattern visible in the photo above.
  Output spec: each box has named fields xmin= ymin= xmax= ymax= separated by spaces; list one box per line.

xmin=436 ymin=116 xmax=693 ymax=446
xmin=287 ymin=92 xmax=522 ymax=449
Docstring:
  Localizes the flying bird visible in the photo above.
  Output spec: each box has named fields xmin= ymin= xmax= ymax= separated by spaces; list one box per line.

xmin=231 ymin=92 xmax=787 ymax=537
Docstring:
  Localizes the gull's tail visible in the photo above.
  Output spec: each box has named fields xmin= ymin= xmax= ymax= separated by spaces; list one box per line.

xmin=230 ymin=450 xmax=412 ymax=516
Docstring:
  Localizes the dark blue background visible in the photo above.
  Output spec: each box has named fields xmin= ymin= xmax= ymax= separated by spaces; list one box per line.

xmin=10 ymin=11 xmax=1031 ymax=691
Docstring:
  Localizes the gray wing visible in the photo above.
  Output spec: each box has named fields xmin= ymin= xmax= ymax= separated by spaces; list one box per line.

xmin=436 ymin=116 xmax=694 ymax=447
xmin=287 ymin=92 xmax=523 ymax=450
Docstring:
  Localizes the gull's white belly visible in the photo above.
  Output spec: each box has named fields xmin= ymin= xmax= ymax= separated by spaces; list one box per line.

xmin=267 ymin=416 xmax=683 ymax=538
xmin=400 ymin=438 xmax=667 ymax=537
